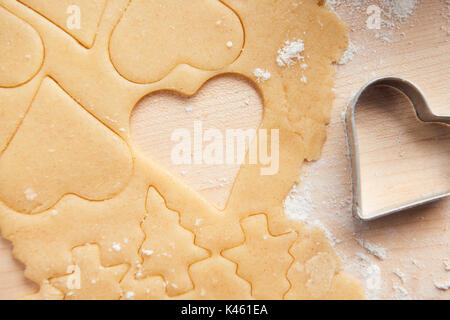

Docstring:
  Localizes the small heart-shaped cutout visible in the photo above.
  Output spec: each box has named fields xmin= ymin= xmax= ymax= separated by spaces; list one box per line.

xmin=110 ymin=0 xmax=244 ymax=83
xmin=355 ymin=86 xmax=450 ymax=218
xmin=0 ymin=77 xmax=133 ymax=214
xmin=130 ymin=74 xmax=263 ymax=210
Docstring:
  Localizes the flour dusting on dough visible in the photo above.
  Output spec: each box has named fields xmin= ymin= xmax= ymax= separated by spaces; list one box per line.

xmin=24 ymin=188 xmax=37 ymax=201
xmin=344 ymin=253 xmax=382 ymax=300
xmin=253 ymin=68 xmax=271 ymax=82
xmin=284 ymin=183 xmax=338 ymax=246
xmin=142 ymin=249 xmax=154 ymax=256
xmin=310 ymin=220 xmax=337 ymax=245
xmin=276 ymin=39 xmax=304 ymax=67
xmin=284 ymin=182 xmax=314 ymax=221
xmin=112 ymin=243 xmax=121 ymax=252
xmin=125 ymin=291 xmax=135 ymax=299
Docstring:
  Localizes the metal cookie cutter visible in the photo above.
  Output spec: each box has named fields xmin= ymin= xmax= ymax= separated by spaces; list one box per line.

xmin=345 ymin=77 xmax=450 ymax=221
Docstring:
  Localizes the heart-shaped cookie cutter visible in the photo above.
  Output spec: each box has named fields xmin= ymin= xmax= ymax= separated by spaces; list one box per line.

xmin=345 ymin=77 xmax=450 ymax=221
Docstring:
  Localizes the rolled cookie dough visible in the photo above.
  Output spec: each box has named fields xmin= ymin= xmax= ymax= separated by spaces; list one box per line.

xmin=0 ymin=0 xmax=364 ymax=300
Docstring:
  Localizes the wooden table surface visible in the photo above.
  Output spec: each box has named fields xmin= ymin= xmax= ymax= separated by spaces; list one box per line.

xmin=1 ymin=0 xmax=449 ymax=299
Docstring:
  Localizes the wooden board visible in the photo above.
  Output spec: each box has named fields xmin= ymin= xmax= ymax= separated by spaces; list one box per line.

xmin=294 ymin=0 xmax=449 ymax=299
xmin=1 ymin=0 xmax=449 ymax=299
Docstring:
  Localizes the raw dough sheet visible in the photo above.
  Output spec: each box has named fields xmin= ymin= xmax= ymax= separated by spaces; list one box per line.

xmin=0 ymin=0 xmax=363 ymax=299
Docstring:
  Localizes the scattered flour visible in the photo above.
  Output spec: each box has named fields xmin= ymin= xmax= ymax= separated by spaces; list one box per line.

xmin=365 ymin=264 xmax=382 ymax=297
xmin=434 ymin=281 xmax=450 ymax=291
xmin=331 ymin=0 xmax=418 ymax=21
xmin=112 ymin=242 xmax=121 ymax=252
xmin=286 ymin=0 xmax=444 ymax=300
xmin=392 ymin=284 xmax=411 ymax=300
xmin=284 ymin=181 xmax=338 ymax=245
xmin=276 ymin=39 xmax=305 ymax=67
xmin=380 ymin=0 xmax=419 ymax=24
xmin=327 ymin=0 xmax=419 ymax=43
xmin=284 ymin=182 xmax=315 ymax=222
xmin=411 ymin=258 xmax=424 ymax=269
xmin=338 ymin=41 xmax=358 ymax=65
xmin=344 ymin=253 xmax=382 ymax=299
xmin=142 ymin=249 xmax=153 ymax=256
xmin=356 ymin=238 xmax=388 ymax=260
xmin=24 ymin=188 xmax=37 ymax=201
xmin=253 ymin=68 xmax=271 ymax=82
xmin=444 ymin=259 xmax=450 ymax=271
xmin=391 ymin=0 xmax=418 ymax=19
xmin=325 ymin=0 xmax=337 ymax=11
xmin=393 ymin=268 xmax=407 ymax=283
xmin=310 ymin=220 xmax=337 ymax=245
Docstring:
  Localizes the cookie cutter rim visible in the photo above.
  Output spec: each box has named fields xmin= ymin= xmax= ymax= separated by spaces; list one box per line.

xmin=344 ymin=76 xmax=450 ymax=221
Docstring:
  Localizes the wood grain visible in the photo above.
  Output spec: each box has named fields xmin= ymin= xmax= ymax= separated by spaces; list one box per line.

xmin=0 ymin=0 xmax=449 ymax=299
xmin=301 ymin=0 xmax=449 ymax=299
xmin=130 ymin=74 xmax=263 ymax=210
xmin=355 ymin=86 xmax=449 ymax=218
xmin=0 ymin=237 xmax=37 ymax=299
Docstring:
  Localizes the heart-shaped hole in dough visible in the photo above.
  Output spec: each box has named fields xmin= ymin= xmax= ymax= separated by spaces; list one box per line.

xmin=130 ymin=74 xmax=263 ymax=210
xmin=355 ymin=85 xmax=450 ymax=218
